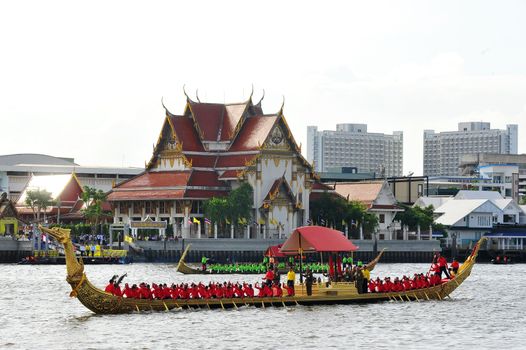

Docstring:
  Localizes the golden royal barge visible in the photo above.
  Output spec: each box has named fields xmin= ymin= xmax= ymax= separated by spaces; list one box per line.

xmin=41 ymin=226 xmax=484 ymax=315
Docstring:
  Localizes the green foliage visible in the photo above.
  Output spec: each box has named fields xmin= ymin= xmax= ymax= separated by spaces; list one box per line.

xmin=81 ymin=186 xmax=110 ymax=233
xmin=520 ymin=196 xmax=526 ymax=205
xmin=203 ymin=182 xmax=254 ymax=226
xmin=24 ymin=189 xmax=54 ymax=222
xmin=310 ymin=193 xmax=378 ymax=234
xmin=395 ymin=204 xmax=435 ymax=230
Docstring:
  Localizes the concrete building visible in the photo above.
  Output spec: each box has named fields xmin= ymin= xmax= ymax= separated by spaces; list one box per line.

xmin=0 ymin=154 xmax=143 ymax=201
xmin=459 ymin=153 xmax=526 ymax=201
xmin=423 ymin=122 xmax=518 ymax=176
xmin=307 ymin=124 xmax=403 ymax=177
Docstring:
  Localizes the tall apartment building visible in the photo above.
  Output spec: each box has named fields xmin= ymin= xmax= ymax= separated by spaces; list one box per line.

xmin=423 ymin=122 xmax=518 ymax=176
xmin=307 ymin=124 xmax=403 ymax=177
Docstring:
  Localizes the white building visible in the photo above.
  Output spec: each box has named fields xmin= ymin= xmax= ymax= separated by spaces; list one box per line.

xmin=426 ymin=190 xmax=524 ymax=248
xmin=423 ymin=122 xmax=518 ymax=176
xmin=307 ymin=124 xmax=403 ymax=177
xmin=0 ymin=154 xmax=143 ymax=202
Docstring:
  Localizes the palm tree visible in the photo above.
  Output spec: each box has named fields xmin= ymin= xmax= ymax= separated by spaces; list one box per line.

xmin=81 ymin=186 xmax=108 ymax=235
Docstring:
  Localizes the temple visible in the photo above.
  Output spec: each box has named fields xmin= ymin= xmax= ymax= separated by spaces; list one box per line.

xmin=107 ymin=92 xmax=316 ymax=239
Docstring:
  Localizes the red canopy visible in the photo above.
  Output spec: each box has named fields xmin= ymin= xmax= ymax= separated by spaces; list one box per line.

xmin=264 ymin=244 xmax=286 ymax=258
xmin=280 ymin=226 xmax=358 ymax=253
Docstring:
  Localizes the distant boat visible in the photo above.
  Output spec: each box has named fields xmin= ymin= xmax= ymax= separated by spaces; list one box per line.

xmin=40 ymin=225 xmax=485 ymax=315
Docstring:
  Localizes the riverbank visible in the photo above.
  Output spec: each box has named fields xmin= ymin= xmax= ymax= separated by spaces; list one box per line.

xmin=3 ymin=236 xmax=523 ymax=263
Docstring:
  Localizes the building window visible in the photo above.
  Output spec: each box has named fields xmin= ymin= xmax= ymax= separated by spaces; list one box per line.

xmin=159 ymin=201 xmax=167 ymax=214
xmin=145 ymin=201 xmax=152 ymax=214
xmin=379 ymin=214 xmax=385 ymax=224
xmin=133 ymin=202 xmax=142 ymax=215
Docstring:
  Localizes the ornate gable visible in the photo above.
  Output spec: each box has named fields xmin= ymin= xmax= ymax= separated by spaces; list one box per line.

xmin=0 ymin=193 xmax=18 ymax=218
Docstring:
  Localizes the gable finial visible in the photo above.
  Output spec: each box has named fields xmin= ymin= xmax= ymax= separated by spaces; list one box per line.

xmin=249 ymin=84 xmax=254 ymax=100
xmin=161 ymin=97 xmax=175 ymax=116
xmin=196 ymin=89 xmax=201 ymax=102
xmin=279 ymin=95 xmax=285 ymax=113
xmin=183 ymin=84 xmax=191 ymax=101
xmin=257 ymin=89 xmax=265 ymax=105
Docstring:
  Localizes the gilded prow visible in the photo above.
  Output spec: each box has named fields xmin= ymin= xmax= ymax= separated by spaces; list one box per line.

xmin=39 ymin=226 xmax=85 ymax=290
xmin=366 ymin=248 xmax=386 ymax=272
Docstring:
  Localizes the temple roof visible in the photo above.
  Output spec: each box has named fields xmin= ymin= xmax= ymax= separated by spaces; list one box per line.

xmin=114 ymin=93 xmax=315 ymax=202
xmin=187 ymin=101 xmax=248 ymax=142
xmin=229 ymin=115 xmax=278 ymax=151
xmin=107 ymin=170 xmax=229 ymax=201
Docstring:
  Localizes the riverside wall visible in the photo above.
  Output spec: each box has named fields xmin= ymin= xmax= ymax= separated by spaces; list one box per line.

xmin=0 ymin=238 xmax=32 ymax=263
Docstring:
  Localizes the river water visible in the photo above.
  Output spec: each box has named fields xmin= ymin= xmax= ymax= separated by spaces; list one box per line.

xmin=0 ymin=263 xmax=524 ymax=350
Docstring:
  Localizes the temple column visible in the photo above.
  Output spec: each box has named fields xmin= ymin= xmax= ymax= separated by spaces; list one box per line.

xmin=214 ymin=223 xmax=218 ymax=239
xmin=197 ymin=222 xmax=201 ymax=239
xmin=183 ymin=205 xmax=190 ymax=238
xmin=359 ymin=224 xmax=364 ymax=240
xmin=417 ymin=225 xmax=421 ymax=240
xmin=429 ymin=225 xmax=432 ymax=240
xmin=263 ymin=225 xmax=267 ymax=239
xmin=345 ymin=224 xmax=348 ymax=239
xmin=230 ymin=224 xmax=234 ymax=239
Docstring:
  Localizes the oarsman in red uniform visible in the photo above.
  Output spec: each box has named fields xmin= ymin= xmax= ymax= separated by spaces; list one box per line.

xmin=368 ymin=279 xmax=377 ymax=293
xmin=233 ymin=284 xmax=244 ymax=298
xmin=113 ymin=283 xmax=122 ymax=297
xmin=384 ymin=277 xmax=393 ymax=292
xmin=105 ymin=280 xmax=115 ymax=294
xmin=449 ymin=258 xmax=460 ymax=276
xmin=254 ymin=282 xmax=264 ymax=297
xmin=264 ymin=268 xmax=275 ymax=288
xmin=243 ymin=284 xmax=255 ymax=298
xmin=436 ymin=253 xmax=451 ymax=279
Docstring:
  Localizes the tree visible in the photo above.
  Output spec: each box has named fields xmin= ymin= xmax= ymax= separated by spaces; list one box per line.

xmin=24 ymin=189 xmax=54 ymax=223
xmin=395 ymin=204 xmax=435 ymax=231
xmin=227 ymin=183 xmax=253 ymax=225
xmin=309 ymin=193 xmax=378 ymax=236
xmin=203 ymin=183 xmax=254 ymax=232
xmin=81 ymin=186 xmax=109 ymax=234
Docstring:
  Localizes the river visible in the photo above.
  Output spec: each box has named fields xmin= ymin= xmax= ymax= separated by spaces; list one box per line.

xmin=0 ymin=263 xmax=524 ymax=349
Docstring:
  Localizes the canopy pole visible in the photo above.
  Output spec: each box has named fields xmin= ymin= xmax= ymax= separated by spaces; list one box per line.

xmin=299 ymin=234 xmax=303 ymax=284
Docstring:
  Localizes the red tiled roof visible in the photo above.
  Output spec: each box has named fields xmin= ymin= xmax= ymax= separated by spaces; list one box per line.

xmin=107 ymin=190 xmax=185 ymax=201
xmin=189 ymin=103 xmax=224 ymax=141
xmin=229 ymin=115 xmax=277 ymax=151
xmin=169 ymin=116 xmax=204 ymax=151
xmin=186 ymin=155 xmax=217 ymax=168
xmin=218 ymin=170 xmax=239 ymax=179
xmin=215 ymin=154 xmax=256 ymax=168
xmin=183 ymin=189 xmax=228 ymax=199
xmin=221 ymin=103 xmax=248 ymax=141
xmin=118 ymin=171 xmax=192 ymax=189
xmin=187 ymin=171 xmax=226 ymax=187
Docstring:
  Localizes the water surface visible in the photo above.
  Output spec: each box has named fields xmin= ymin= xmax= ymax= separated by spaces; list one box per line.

xmin=0 ymin=263 xmax=523 ymax=349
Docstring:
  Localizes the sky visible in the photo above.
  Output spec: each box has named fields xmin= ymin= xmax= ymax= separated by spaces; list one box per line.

xmin=1 ymin=0 xmax=525 ymax=175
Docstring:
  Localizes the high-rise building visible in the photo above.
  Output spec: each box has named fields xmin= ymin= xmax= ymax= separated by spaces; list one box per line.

xmin=307 ymin=124 xmax=403 ymax=177
xmin=423 ymin=122 xmax=518 ymax=176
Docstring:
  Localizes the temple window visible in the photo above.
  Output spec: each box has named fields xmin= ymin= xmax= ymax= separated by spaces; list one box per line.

xmin=159 ymin=201 xmax=167 ymax=214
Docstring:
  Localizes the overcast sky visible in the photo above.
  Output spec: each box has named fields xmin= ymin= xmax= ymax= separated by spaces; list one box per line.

xmin=1 ymin=0 xmax=525 ymax=175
